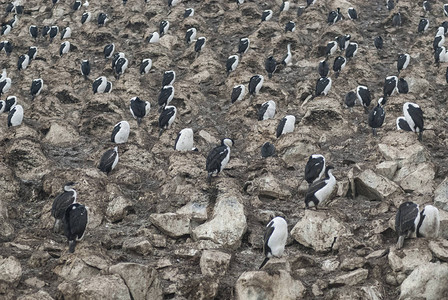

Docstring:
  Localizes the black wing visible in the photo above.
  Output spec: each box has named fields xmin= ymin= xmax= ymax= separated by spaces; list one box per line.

xmin=368 ymin=106 xmax=385 ymax=128
xmin=99 ymin=149 xmax=117 ymax=173
xmin=395 ymin=202 xmax=419 ymax=236
xmin=206 ymin=145 xmax=228 ymax=173
xmin=433 ymin=36 xmax=443 ymax=50
xmin=238 ymin=40 xmax=248 ymax=53
xmin=258 ymin=102 xmax=269 ymax=120
xmin=52 ymin=191 xmax=76 ymax=219
xmin=17 ymin=55 xmax=25 ymax=69
xmin=226 ymin=57 xmax=236 ymax=72
xmin=92 ymin=78 xmax=103 ymax=93
xmin=111 ymin=123 xmax=121 ymax=142
xmin=345 ymin=91 xmax=357 ymax=107
xmin=158 ymin=87 xmax=173 ymax=106
xmin=348 ymin=8 xmax=357 ymax=19
xmin=194 ymin=39 xmax=205 ymax=52
xmin=261 ymin=10 xmax=270 ymax=21
xmin=315 ymin=77 xmax=329 ymax=95
xmin=174 ymin=132 xmax=182 ymax=150
xmin=333 ymin=56 xmax=345 ymax=71
xmin=231 ymin=86 xmax=242 ymax=103
xmin=130 ymin=99 xmax=146 ymax=118
xmin=185 ymin=30 xmax=194 ymax=43
xmin=81 ymin=61 xmax=90 ymax=76
xmin=276 ymin=117 xmax=287 ymax=138
xmin=158 ymin=107 xmax=175 ymax=128
xmin=162 ymin=72 xmax=174 ymax=86
xmin=397 ymin=79 xmax=408 ymax=93
xmin=358 ymin=87 xmax=371 ymax=106
xmin=7 ymin=106 xmax=16 ymax=127
xmin=115 ymin=58 xmax=127 ymax=73
xmin=81 ymin=13 xmax=89 ymax=24
xmin=397 ymin=55 xmax=406 ymax=71
xmin=374 ymin=37 xmax=383 ymax=49
xmin=345 ymin=44 xmax=356 ymax=58
xmin=318 ymin=61 xmax=329 ymax=77
xmin=140 ymin=60 xmax=148 ymax=74
xmin=305 ymin=156 xmax=324 ymax=184
xmin=305 ymin=179 xmax=328 ymax=202
xmin=64 ymin=205 xmax=88 ymax=240
xmin=30 ymin=80 xmax=42 ymax=95
xmin=408 ymin=105 xmax=424 ymax=131
xmin=263 ymin=221 xmax=275 ymax=256
xmin=397 ymin=117 xmax=412 ymax=131
xmin=248 ymin=76 xmax=260 ymax=94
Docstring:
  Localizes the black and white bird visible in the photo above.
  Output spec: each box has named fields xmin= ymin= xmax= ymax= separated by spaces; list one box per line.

xmin=103 ymin=43 xmax=115 ymax=59
xmin=111 ymin=121 xmax=130 ymax=144
xmin=305 ymin=165 xmax=336 ymax=209
xmin=383 ymin=76 xmax=398 ymax=98
xmin=104 ymin=81 xmax=112 ymax=93
xmin=98 ymin=13 xmax=108 ymax=26
xmin=433 ymin=27 xmax=445 ymax=50
xmin=158 ymin=85 xmax=174 ymax=111
xmin=325 ymin=41 xmax=337 ymax=56
xmin=59 ymin=41 xmax=70 ymax=56
xmin=305 ymin=154 xmax=326 ymax=184
xmin=434 ymin=46 xmax=447 ymax=65
xmin=111 ymin=52 xmax=125 ymax=69
xmin=158 ymin=106 xmax=177 ymax=136
xmin=328 ymin=8 xmax=342 ymax=24
xmin=347 ymin=7 xmax=357 ymax=20
xmin=258 ymin=100 xmax=276 ymax=121
xmin=7 ymin=104 xmax=23 ymax=127
xmin=444 ymin=4 xmax=448 ymax=17
xmin=314 ymin=77 xmax=332 ymax=97
xmin=261 ymin=10 xmax=273 ymax=23
xmin=206 ymin=138 xmax=234 ymax=181
xmin=147 ymin=32 xmax=160 ymax=43
xmin=276 ymin=115 xmax=295 ymax=138
xmin=174 ymin=128 xmax=195 ymax=151
xmin=17 ymin=54 xmax=30 ymax=71
xmin=29 ymin=25 xmax=38 ymax=39
xmin=345 ymin=42 xmax=358 ymax=59
xmin=114 ymin=56 xmax=128 ymax=79
xmin=306 ymin=0 xmax=316 ymax=7
xmin=396 ymin=116 xmax=412 ymax=132
xmin=318 ymin=60 xmax=329 ymax=78
xmin=0 ymin=100 xmax=4 ymax=114
xmin=28 ymin=46 xmax=37 ymax=60
xmin=418 ymin=18 xmax=429 ymax=33
xmin=265 ymin=56 xmax=277 ymax=78
xmin=397 ymin=78 xmax=409 ymax=94
xmin=281 ymin=44 xmax=292 ymax=66
xmin=42 ymin=26 xmax=50 ymax=38
xmin=3 ymin=95 xmax=16 ymax=113
xmin=403 ymin=102 xmax=424 ymax=141
xmin=81 ymin=12 xmax=92 ymax=24
xmin=297 ymin=6 xmax=305 ymax=17
xmin=130 ymin=97 xmax=150 ymax=125
xmin=368 ymin=97 xmax=386 ymax=136
xmin=423 ymin=1 xmax=431 ymax=13
xmin=336 ymin=34 xmax=351 ymax=51
xmin=140 ymin=58 xmax=152 ymax=75
xmin=344 ymin=91 xmax=357 ymax=110
xmin=236 ymin=0 xmax=244 ymax=7
xmin=81 ymin=60 xmax=90 ymax=79
xmin=0 ymin=76 xmax=11 ymax=96
xmin=7 ymin=14 xmax=18 ymax=28
xmin=184 ymin=8 xmax=194 ymax=18
xmin=168 ymin=0 xmax=181 ymax=7
xmin=185 ymin=28 xmax=196 ymax=44
xmin=417 ymin=205 xmax=440 ymax=238
xmin=231 ymin=84 xmax=245 ymax=103
xmin=356 ymin=85 xmax=372 ymax=111
xmin=259 ymin=217 xmax=288 ymax=269
xmin=248 ymin=75 xmax=264 ymax=96
xmin=386 ymin=0 xmax=395 ymax=11
xmin=73 ymin=0 xmax=82 ymax=10
xmin=395 ymin=201 xmax=420 ymax=249
xmin=2 ymin=24 xmax=12 ymax=36
xmin=194 ymin=37 xmax=206 ymax=55
xmin=162 ymin=70 xmax=176 ymax=86
xmin=238 ymin=38 xmax=250 ymax=55
xmin=280 ymin=1 xmax=290 ymax=12
xmin=99 ymin=146 xmax=119 ymax=174
xmin=285 ymin=21 xmax=295 ymax=32
xmin=30 ymin=78 xmax=43 ymax=100
xmin=159 ymin=20 xmax=169 ymax=36
xmin=374 ymin=36 xmax=383 ymax=50
xmin=261 ymin=142 xmax=276 ymax=158
xmin=226 ymin=55 xmax=239 ymax=76
xmin=49 ymin=26 xmax=59 ymax=41
xmin=61 ymin=27 xmax=71 ymax=39
xmin=52 ymin=0 xmax=60 ymax=6
xmin=63 ymin=203 xmax=89 ymax=253
xmin=92 ymin=76 xmax=107 ymax=94
xmin=333 ymin=56 xmax=346 ymax=78
xmin=392 ymin=12 xmax=401 ymax=27
xmin=51 ymin=182 xmax=77 ymax=233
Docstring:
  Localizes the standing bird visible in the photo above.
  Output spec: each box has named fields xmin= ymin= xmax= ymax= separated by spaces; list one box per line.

xmin=444 ymin=4 xmax=448 ymax=17
xmin=73 ymin=0 xmax=82 ymax=10
xmin=281 ymin=43 xmax=292 ymax=66
xmin=333 ymin=56 xmax=346 ymax=78
xmin=130 ymin=96 xmax=150 ymax=125
xmin=386 ymin=0 xmax=395 ymax=11
xmin=206 ymin=138 xmax=234 ymax=181
xmin=258 ymin=100 xmax=276 ymax=121
xmin=59 ymin=41 xmax=70 ymax=56
xmin=0 ymin=76 xmax=11 ymax=96
xmin=7 ymin=104 xmax=23 ymax=127
xmin=285 ymin=21 xmax=295 ymax=32
xmin=49 ymin=26 xmax=59 ymax=41
xmin=111 ymin=52 xmax=125 ymax=69
xmin=261 ymin=10 xmax=273 ymax=23
xmin=184 ymin=8 xmax=194 ymax=18
xmin=374 ymin=36 xmax=383 ymax=50
xmin=403 ymin=102 xmax=424 ymax=141
xmin=51 ymin=182 xmax=77 ymax=233
xmin=194 ymin=37 xmax=206 ymax=56
xmin=306 ymin=0 xmax=316 ymax=7
xmin=318 ymin=60 xmax=329 ymax=77
xmin=29 ymin=25 xmax=38 ymax=39
xmin=17 ymin=54 xmax=30 ymax=71
xmin=1 ymin=25 xmax=12 ymax=36
xmin=140 ymin=58 xmax=152 ymax=74
xmin=158 ymin=106 xmax=177 ymax=136
xmin=305 ymin=154 xmax=326 ymax=184
xmin=159 ymin=20 xmax=169 ymax=36
xmin=81 ymin=12 xmax=92 ymax=24
xmin=30 ymin=78 xmax=43 ymax=100
xmin=423 ymin=1 xmax=431 ymax=13
xmin=276 ymin=115 xmax=296 ymax=138
xmin=103 ymin=43 xmax=115 ymax=59
xmin=63 ymin=203 xmax=89 ymax=253
xmin=0 ymin=40 xmax=13 ymax=56
xmin=174 ymin=128 xmax=195 ymax=151
xmin=392 ymin=12 xmax=401 ymax=27
xmin=114 ymin=56 xmax=128 ymax=79
xmin=433 ymin=27 xmax=445 ymax=50
xmin=356 ymin=85 xmax=372 ymax=112
xmin=111 ymin=121 xmax=130 ymax=144
xmin=28 ymin=46 xmax=37 ymax=60
xmin=4 ymin=96 xmax=16 ymax=113
xmin=168 ymin=0 xmax=181 ymax=7
xmin=397 ymin=78 xmax=409 ymax=94
xmin=345 ymin=42 xmax=358 ymax=60
xmin=297 ymin=6 xmax=305 ymax=17
xmin=238 ymin=38 xmax=250 ymax=56
xmin=226 ymin=55 xmax=239 ymax=76
xmin=434 ymin=46 xmax=446 ymax=65
xmin=314 ymin=77 xmax=332 ymax=98
xmin=347 ymin=7 xmax=357 ymax=20
xmin=395 ymin=202 xmax=420 ymax=249
xmin=92 ymin=76 xmax=107 ymax=94
xmin=368 ymin=97 xmax=386 ymax=136
xmin=305 ymin=165 xmax=336 ymax=209
xmin=265 ymin=56 xmax=277 ymax=78
xmin=98 ymin=146 xmax=119 ymax=174
xmin=328 ymin=8 xmax=342 ymax=24
xmin=185 ymin=28 xmax=196 ymax=44
xmin=42 ymin=26 xmax=51 ymax=38
xmin=0 ymin=100 xmax=4 ymax=114
xmin=248 ymin=75 xmax=264 ymax=96
xmin=261 ymin=142 xmax=276 ymax=158
xmin=383 ymin=76 xmax=398 ymax=98
xmin=81 ymin=60 xmax=90 ymax=79
xmin=336 ymin=34 xmax=351 ymax=51
xmin=60 ymin=27 xmax=71 ymax=39
xmin=231 ymin=84 xmax=245 ymax=103
xmin=325 ymin=41 xmax=337 ymax=56
xmin=417 ymin=205 xmax=440 ymax=238
xmin=158 ymin=85 xmax=175 ymax=112
xmin=280 ymin=1 xmax=290 ymax=12
xmin=98 ymin=13 xmax=108 ymax=26
xmin=418 ymin=18 xmax=429 ymax=33
xmin=344 ymin=91 xmax=357 ymax=110
xmin=259 ymin=217 xmax=288 ymax=269
xmin=147 ymin=32 xmax=160 ymax=43
xmin=162 ymin=70 xmax=176 ymax=86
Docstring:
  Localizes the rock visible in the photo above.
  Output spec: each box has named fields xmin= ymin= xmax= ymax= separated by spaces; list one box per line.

xmin=53 ymin=257 xmax=100 ymax=281
xmin=192 ymin=192 xmax=247 ymax=249
xmin=438 ymin=209 xmax=448 ymax=239
xmin=108 ymin=263 xmax=163 ymax=300
xmin=399 ymin=262 xmax=448 ymax=300
xmin=106 ymin=196 xmax=133 ymax=222
xmin=429 ymin=240 xmax=448 ymax=261
xmin=0 ymin=256 xmax=22 ymax=293
xmin=375 ymin=161 xmax=398 ymax=180
xmin=355 ymin=169 xmax=402 ymax=201
xmin=44 ymin=122 xmax=79 ymax=145
xmin=329 ymin=268 xmax=369 ymax=286
xmin=378 ymin=133 xmax=428 ymax=167
xmin=388 ymin=245 xmax=432 ymax=273
xmin=290 ymin=210 xmax=349 ymax=252
xmin=200 ymin=250 xmax=232 ymax=277
xmin=235 ymin=270 xmax=306 ymax=300
xmin=28 ymin=250 xmax=51 ymax=268
xmin=0 ymin=199 xmax=14 ymax=238
xmin=394 ymin=162 xmax=435 ymax=194
xmin=365 ymin=249 xmax=388 ymax=259
xmin=321 ymin=259 xmax=340 ymax=272
xmin=5 ymin=139 xmax=49 ymax=180
xmin=434 ymin=177 xmax=448 ymax=211
xmin=176 ymin=200 xmax=208 ymax=222
xmin=340 ymin=257 xmax=366 ymax=271
xmin=24 ymin=277 xmax=46 ymax=289
xmin=149 ymin=212 xmax=191 ymax=238
xmin=277 ymin=136 xmax=318 ymax=169
xmin=361 ymin=286 xmax=383 ymax=300
xmin=122 ymin=237 xmax=153 ymax=255
xmin=251 ymin=172 xmax=291 ymax=200
xmin=17 ymin=290 xmax=54 ymax=300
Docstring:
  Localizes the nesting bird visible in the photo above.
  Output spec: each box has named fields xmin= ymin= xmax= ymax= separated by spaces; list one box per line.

xmin=333 ymin=56 xmax=346 ymax=78
xmin=325 ymin=41 xmax=337 ymax=56
xmin=28 ymin=47 xmax=37 ymax=60
xmin=347 ymin=7 xmax=357 ymax=20
xmin=49 ymin=26 xmax=59 ymax=41
xmin=280 ymin=1 xmax=290 ymax=12
xmin=103 ymin=43 xmax=115 ymax=59
xmin=374 ymin=36 xmax=383 ymax=50
xmin=140 ymin=59 xmax=152 ymax=74
xmin=305 ymin=165 xmax=336 ymax=209
xmin=63 ymin=203 xmax=89 ymax=253
xmin=231 ymin=84 xmax=245 ymax=103
xmin=81 ymin=60 xmax=90 ymax=79
xmin=194 ymin=37 xmax=206 ymax=55
xmin=328 ymin=8 xmax=342 ymax=24
xmin=314 ymin=77 xmax=332 ymax=97
xmin=185 ymin=28 xmax=196 ymax=44
xmin=206 ymin=138 xmax=234 ymax=181
xmin=184 ymin=8 xmax=194 ymax=18
xmin=383 ymin=76 xmax=398 ymax=98
xmin=345 ymin=42 xmax=358 ymax=59
xmin=395 ymin=202 xmax=419 ymax=249
xmin=259 ymin=217 xmax=288 ymax=269
xmin=336 ymin=34 xmax=351 ymax=51
xmin=392 ymin=12 xmax=401 ymax=27
xmin=368 ymin=97 xmax=386 ymax=136
xmin=158 ymin=85 xmax=175 ymax=111
xmin=92 ymin=76 xmax=107 ymax=94
xmin=51 ymin=182 xmax=77 ymax=233
xmin=158 ymin=105 xmax=177 ymax=136
xmin=356 ymin=85 xmax=372 ymax=112
xmin=423 ymin=1 xmax=431 ymax=13
xmin=114 ymin=56 xmax=128 ymax=79
xmin=17 ymin=54 xmax=30 ymax=71
xmin=265 ymin=56 xmax=277 ymax=78
xmin=98 ymin=146 xmax=119 ymax=175
xmin=276 ymin=115 xmax=295 ymax=138
xmin=98 ymin=13 xmax=108 ymax=26
xmin=433 ymin=27 xmax=445 ymax=50
xmin=130 ymin=96 xmax=150 ymax=125
xmin=81 ymin=12 xmax=91 ymax=24
xmin=418 ymin=18 xmax=429 ymax=33
xmin=147 ymin=32 xmax=160 ymax=43
xmin=162 ymin=70 xmax=176 ymax=86
xmin=258 ymin=100 xmax=276 ymax=121
xmin=7 ymin=104 xmax=23 ymax=127
xmin=281 ymin=44 xmax=292 ymax=66
xmin=397 ymin=78 xmax=409 ymax=94
xmin=248 ymin=75 xmax=264 ymax=96
xmin=238 ymin=38 xmax=250 ymax=55
xmin=305 ymin=154 xmax=326 ymax=184
xmin=111 ymin=121 xmax=130 ymax=144
xmin=285 ymin=21 xmax=295 ymax=32
xmin=344 ymin=91 xmax=357 ymax=110
xmin=1 ymin=41 xmax=13 ymax=56
xmin=318 ymin=60 xmax=329 ymax=77
xmin=30 ymin=78 xmax=43 ymax=100
xmin=174 ymin=128 xmax=195 ymax=151
xmin=59 ymin=41 xmax=70 ymax=56
xmin=261 ymin=10 xmax=273 ymax=23
xmin=61 ymin=27 xmax=71 ymax=39
xmin=159 ymin=20 xmax=169 ymax=36
xmin=402 ymin=102 xmax=424 ymax=141
xmin=29 ymin=25 xmax=38 ymax=39
xmin=226 ymin=55 xmax=239 ymax=76
xmin=3 ymin=96 xmax=16 ymax=113
xmin=0 ymin=76 xmax=11 ymax=96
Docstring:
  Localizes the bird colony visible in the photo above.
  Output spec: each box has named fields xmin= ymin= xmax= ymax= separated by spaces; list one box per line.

xmin=1 ymin=0 xmax=448 ymax=299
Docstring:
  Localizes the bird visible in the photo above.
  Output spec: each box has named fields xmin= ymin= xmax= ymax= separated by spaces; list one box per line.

xmin=114 ymin=57 xmax=128 ymax=79
xmin=422 ymin=1 xmax=431 ymax=13
xmin=42 ymin=26 xmax=50 ymax=38
xmin=194 ymin=37 xmax=206 ymax=55
xmin=306 ymin=0 xmax=316 ymax=8
xmin=258 ymin=100 xmax=276 ymax=121
xmin=434 ymin=46 xmax=446 ymax=65
xmin=325 ymin=41 xmax=337 ymax=57
xmin=60 ymin=27 xmax=71 ymax=39
xmin=305 ymin=154 xmax=326 ymax=184
xmin=417 ymin=205 xmax=440 ymax=238
xmin=1 ymin=25 xmax=12 ymax=36
xmin=205 ymin=138 xmax=234 ymax=181
xmin=285 ymin=21 xmax=295 ymax=32
xmin=0 ymin=100 xmax=4 ymax=114
xmin=158 ymin=106 xmax=177 ymax=136
xmin=81 ymin=12 xmax=91 ymax=24
xmin=333 ymin=56 xmax=346 ymax=78
xmin=184 ymin=8 xmax=194 ymax=18
xmin=98 ymin=13 xmax=108 ymax=26
xmin=73 ymin=0 xmax=82 ymax=10
xmin=158 ymin=85 xmax=175 ymax=112
xmin=59 ymin=41 xmax=70 ymax=56
xmin=297 ymin=6 xmax=305 ymax=17
xmin=374 ymin=36 xmax=383 ymax=50
xmin=51 ymin=182 xmax=77 ymax=233
xmin=345 ymin=42 xmax=358 ymax=60
xmin=386 ymin=0 xmax=395 ymax=11
xmin=49 ymin=26 xmax=59 ymax=41
xmin=3 ymin=95 xmax=16 ymax=113
xmin=231 ymin=84 xmax=245 ymax=103
xmin=30 ymin=78 xmax=43 ymax=100
xmin=111 ymin=52 xmax=125 ymax=69
xmin=29 ymin=25 xmax=38 ymax=39
xmin=248 ymin=75 xmax=264 ymax=96
xmin=261 ymin=142 xmax=276 ymax=158
xmin=226 ymin=55 xmax=239 ymax=76
xmin=81 ymin=60 xmax=90 ymax=79
xmin=0 ymin=77 xmax=11 ymax=96
xmin=159 ymin=20 xmax=169 ymax=36
xmin=63 ymin=203 xmax=89 ymax=253
xmin=92 ymin=76 xmax=107 ymax=94
xmin=396 ymin=116 xmax=412 ymax=132
xmin=336 ymin=34 xmax=351 ymax=51
xmin=168 ymin=0 xmax=181 ymax=7
xmin=130 ymin=96 xmax=150 ymax=125
xmin=238 ymin=38 xmax=250 ymax=55
xmin=356 ymin=85 xmax=372 ymax=112
xmin=281 ymin=44 xmax=292 ymax=66
xmin=162 ymin=70 xmax=176 ymax=86
xmin=98 ymin=146 xmax=119 ymax=174
xmin=368 ymin=98 xmax=386 ymax=136
xmin=103 ymin=43 xmax=115 ymax=59
xmin=235 ymin=0 xmax=244 ymax=7
xmin=276 ymin=115 xmax=296 ymax=138
xmin=28 ymin=46 xmax=37 ymax=60
xmin=314 ymin=77 xmax=332 ymax=98
xmin=140 ymin=59 xmax=152 ymax=74
xmin=318 ymin=60 xmax=329 ymax=77
xmin=434 ymin=27 xmax=445 ymax=48
xmin=259 ymin=217 xmax=288 ymax=269
xmin=7 ymin=104 xmax=23 ymax=127
xmin=174 ymin=128 xmax=195 ymax=151
xmin=260 ymin=10 xmax=273 ymax=23
xmin=418 ymin=18 xmax=429 ymax=33
xmin=403 ymin=102 xmax=424 ymax=141
xmin=111 ymin=121 xmax=130 ymax=144
xmin=392 ymin=12 xmax=401 ymax=27
xmin=17 ymin=54 xmax=30 ymax=71
xmin=347 ymin=7 xmax=357 ymax=20
xmin=344 ymin=91 xmax=357 ymax=110
xmin=7 ymin=14 xmax=18 ymax=28
xmin=397 ymin=78 xmax=409 ymax=94
xmin=52 ymin=0 xmax=60 ymax=7
xmin=265 ymin=56 xmax=277 ymax=78
xmin=104 ymin=81 xmax=112 ymax=93
xmin=395 ymin=201 xmax=420 ymax=249
xmin=444 ymin=4 xmax=448 ymax=17
xmin=280 ymin=1 xmax=290 ymax=12
xmin=328 ymin=8 xmax=342 ymax=24
xmin=383 ymin=76 xmax=398 ymax=98
xmin=185 ymin=28 xmax=196 ymax=44
xmin=305 ymin=165 xmax=336 ymax=209
xmin=147 ymin=32 xmax=160 ymax=43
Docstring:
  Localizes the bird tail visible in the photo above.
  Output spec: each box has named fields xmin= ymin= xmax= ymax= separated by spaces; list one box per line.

xmin=69 ymin=240 xmax=77 ymax=253
xmin=53 ymin=219 xmax=61 ymax=233
xmin=396 ymin=236 xmax=404 ymax=249
xmin=259 ymin=257 xmax=270 ymax=269
xmin=418 ymin=131 xmax=423 ymax=142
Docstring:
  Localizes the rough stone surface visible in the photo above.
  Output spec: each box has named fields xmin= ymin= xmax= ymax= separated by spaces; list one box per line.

xmin=149 ymin=213 xmax=191 ymax=238
xmin=106 ymin=196 xmax=134 ymax=222
xmin=251 ymin=172 xmax=292 ymax=200
xmin=435 ymin=177 xmax=448 ymax=211
xmin=429 ymin=240 xmax=448 ymax=261
xmin=0 ymin=256 xmax=22 ymax=293
xmin=44 ymin=123 xmax=80 ymax=145
xmin=375 ymin=161 xmax=398 ymax=180
xmin=400 ymin=263 xmax=448 ymax=300
xmin=200 ymin=250 xmax=232 ymax=277
xmin=394 ymin=162 xmax=435 ymax=194
xmin=355 ymin=169 xmax=402 ymax=201
xmin=329 ymin=268 xmax=369 ymax=286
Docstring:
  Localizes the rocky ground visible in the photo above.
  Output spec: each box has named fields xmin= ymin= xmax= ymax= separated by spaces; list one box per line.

xmin=1 ymin=0 xmax=448 ymax=299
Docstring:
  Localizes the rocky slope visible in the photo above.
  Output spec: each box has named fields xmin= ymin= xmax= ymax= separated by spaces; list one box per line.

xmin=1 ymin=0 xmax=448 ymax=299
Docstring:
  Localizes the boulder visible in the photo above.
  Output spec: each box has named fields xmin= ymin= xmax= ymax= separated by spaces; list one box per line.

xmin=122 ymin=237 xmax=153 ymax=255
xmin=355 ymin=169 xmax=402 ymax=201
xmin=176 ymin=200 xmax=208 ymax=222
xmin=5 ymin=139 xmax=49 ymax=180
xmin=394 ymin=162 xmax=435 ymax=194
xmin=44 ymin=122 xmax=79 ymax=145
xmin=106 ymin=196 xmax=133 ymax=222
xmin=17 ymin=291 xmax=54 ymax=300
xmin=375 ymin=161 xmax=398 ymax=180
xmin=0 ymin=256 xmax=22 ymax=293
xmin=434 ymin=177 xmax=448 ymax=211
xmin=439 ymin=209 xmax=448 ymax=239
xmin=53 ymin=257 xmax=100 ymax=281
xmin=429 ymin=240 xmax=448 ymax=261
xmin=399 ymin=263 xmax=448 ymax=300
xmin=329 ymin=268 xmax=369 ymax=286
xmin=378 ymin=133 xmax=428 ymax=167
xmin=388 ymin=245 xmax=432 ymax=273
xmin=0 ymin=199 xmax=14 ymax=238
xmin=149 ymin=213 xmax=191 ymax=238
xmin=252 ymin=172 xmax=291 ymax=200
xmin=200 ymin=250 xmax=232 ymax=277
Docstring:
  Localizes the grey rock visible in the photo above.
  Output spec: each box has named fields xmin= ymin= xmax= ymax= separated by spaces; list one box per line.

xmin=394 ymin=162 xmax=435 ymax=194
xmin=378 ymin=132 xmax=428 ymax=167
xmin=388 ymin=245 xmax=432 ymax=273
xmin=340 ymin=257 xmax=366 ymax=271
xmin=53 ymin=257 xmax=100 ymax=281
xmin=429 ymin=240 xmax=448 ymax=261
xmin=251 ymin=172 xmax=291 ymax=200
xmin=439 ymin=209 xmax=448 ymax=239
xmin=106 ymin=196 xmax=133 ymax=222
xmin=400 ymin=263 xmax=448 ymax=300
xmin=149 ymin=213 xmax=191 ymax=238
xmin=329 ymin=268 xmax=369 ymax=286
xmin=200 ymin=250 xmax=232 ymax=277
xmin=375 ymin=161 xmax=398 ymax=180
xmin=17 ymin=290 xmax=54 ymax=300
xmin=122 ymin=237 xmax=153 ymax=255
xmin=44 ymin=122 xmax=80 ymax=145
xmin=0 ymin=256 xmax=22 ymax=293
xmin=435 ymin=177 xmax=448 ymax=211
xmin=176 ymin=201 xmax=208 ymax=222
xmin=355 ymin=169 xmax=402 ymax=201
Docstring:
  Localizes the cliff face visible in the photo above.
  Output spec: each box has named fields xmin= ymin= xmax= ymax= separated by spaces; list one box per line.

xmin=1 ymin=0 xmax=448 ymax=299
